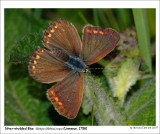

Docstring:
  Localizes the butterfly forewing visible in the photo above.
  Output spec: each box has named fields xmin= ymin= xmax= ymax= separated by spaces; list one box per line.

xmin=43 ymin=19 xmax=82 ymax=58
xmin=28 ymin=47 xmax=72 ymax=84
xmin=82 ymin=25 xmax=120 ymax=65
xmin=47 ymin=71 xmax=84 ymax=119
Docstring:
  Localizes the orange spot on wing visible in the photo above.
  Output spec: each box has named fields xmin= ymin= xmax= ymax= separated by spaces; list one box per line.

xmin=99 ymin=31 xmax=104 ymax=35
xmin=58 ymin=102 xmax=63 ymax=106
xmin=36 ymin=55 xmax=40 ymax=59
xmin=55 ymin=97 xmax=59 ymax=102
xmin=93 ymin=30 xmax=98 ymax=34
xmin=48 ymin=33 xmax=52 ymax=37
xmin=86 ymin=29 xmax=91 ymax=33
xmin=51 ymin=91 xmax=56 ymax=96
xmin=32 ymin=66 xmax=35 ymax=69
xmin=54 ymin=25 xmax=58 ymax=29
xmin=34 ymin=60 xmax=37 ymax=64
xmin=51 ymin=29 xmax=54 ymax=33
xmin=41 ymin=49 xmax=44 ymax=53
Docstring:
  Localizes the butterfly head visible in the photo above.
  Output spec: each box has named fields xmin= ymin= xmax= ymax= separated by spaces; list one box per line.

xmin=83 ymin=66 xmax=90 ymax=73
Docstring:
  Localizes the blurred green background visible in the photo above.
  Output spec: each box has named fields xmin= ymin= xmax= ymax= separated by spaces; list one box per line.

xmin=5 ymin=9 xmax=156 ymax=126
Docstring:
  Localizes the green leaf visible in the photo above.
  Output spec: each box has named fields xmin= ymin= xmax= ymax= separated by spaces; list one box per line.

xmin=5 ymin=9 xmax=49 ymax=65
xmin=93 ymin=9 xmax=99 ymax=26
xmin=146 ymin=9 xmax=156 ymax=39
xmin=116 ymin=9 xmax=133 ymax=31
xmin=125 ymin=78 xmax=156 ymax=125
xmin=133 ymin=9 xmax=152 ymax=72
xmin=104 ymin=58 xmax=141 ymax=106
xmin=91 ymin=104 xmax=94 ymax=126
xmin=97 ymin=9 xmax=110 ymax=27
xmin=105 ymin=9 xmax=120 ymax=31
xmin=9 ymin=33 xmax=43 ymax=63
xmin=5 ymin=71 xmax=53 ymax=125
xmin=84 ymin=74 xmax=126 ymax=125
xmin=78 ymin=10 xmax=90 ymax=24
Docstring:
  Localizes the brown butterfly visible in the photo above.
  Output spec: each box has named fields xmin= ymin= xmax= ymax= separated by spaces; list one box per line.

xmin=28 ymin=19 xmax=120 ymax=119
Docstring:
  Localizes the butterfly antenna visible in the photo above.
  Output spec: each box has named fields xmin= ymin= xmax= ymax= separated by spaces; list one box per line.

xmin=89 ymin=67 xmax=104 ymax=70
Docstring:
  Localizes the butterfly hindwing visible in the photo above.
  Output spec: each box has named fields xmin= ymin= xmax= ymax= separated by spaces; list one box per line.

xmin=82 ymin=25 xmax=120 ymax=65
xmin=47 ymin=71 xmax=84 ymax=119
xmin=43 ymin=19 xmax=82 ymax=58
xmin=28 ymin=47 xmax=72 ymax=84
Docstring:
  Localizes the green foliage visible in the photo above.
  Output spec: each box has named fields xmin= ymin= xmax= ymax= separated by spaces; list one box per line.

xmin=9 ymin=33 xmax=43 ymax=63
xmin=5 ymin=8 xmax=156 ymax=126
xmin=133 ymin=9 xmax=152 ymax=72
xmin=5 ymin=76 xmax=52 ymax=125
xmin=125 ymin=78 xmax=156 ymax=125
xmin=116 ymin=9 xmax=133 ymax=31
xmin=84 ymin=74 xmax=126 ymax=125
xmin=105 ymin=58 xmax=141 ymax=106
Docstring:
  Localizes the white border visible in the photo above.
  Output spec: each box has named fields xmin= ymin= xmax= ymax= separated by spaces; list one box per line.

xmin=1 ymin=0 xmax=159 ymax=8
xmin=1 ymin=0 xmax=159 ymax=134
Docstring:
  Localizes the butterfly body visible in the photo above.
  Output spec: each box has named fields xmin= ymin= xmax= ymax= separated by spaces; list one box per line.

xmin=51 ymin=46 xmax=88 ymax=72
xmin=65 ymin=55 xmax=87 ymax=72
xmin=28 ymin=19 xmax=120 ymax=119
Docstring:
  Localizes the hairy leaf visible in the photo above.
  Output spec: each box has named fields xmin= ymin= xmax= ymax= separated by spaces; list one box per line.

xmin=125 ymin=78 xmax=156 ymax=125
xmin=84 ymin=74 xmax=127 ymax=125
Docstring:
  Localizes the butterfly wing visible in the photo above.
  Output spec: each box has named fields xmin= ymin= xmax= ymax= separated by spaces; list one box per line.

xmin=82 ymin=25 xmax=120 ymax=65
xmin=47 ymin=71 xmax=84 ymax=119
xmin=28 ymin=47 xmax=72 ymax=84
xmin=43 ymin=19 xmax=82 ymax=58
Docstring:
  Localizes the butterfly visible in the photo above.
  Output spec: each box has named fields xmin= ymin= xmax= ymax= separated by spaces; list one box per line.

xmin=28 ymin=19 xmax=120 ymax=119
